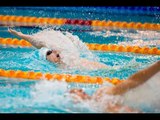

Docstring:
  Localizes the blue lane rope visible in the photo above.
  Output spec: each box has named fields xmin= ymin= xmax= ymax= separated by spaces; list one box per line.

xmin=8 ymin=6 xmax=160 ymax=15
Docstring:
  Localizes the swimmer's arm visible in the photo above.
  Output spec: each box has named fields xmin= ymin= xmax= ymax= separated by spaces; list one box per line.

xmin=105 ymin=103 xmax=141 ymax=113
xmin=107 ymin=61 xmax=160 ymax=95
xmin=8 ymin=28 xmax=45 ymax=49
xmin=93 ymin=61 xmax=108 ymax=69
xmin=69 ymin=89 xmax=141 ymax=113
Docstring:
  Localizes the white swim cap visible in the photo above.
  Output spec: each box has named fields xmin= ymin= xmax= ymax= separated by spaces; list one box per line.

xmin=39 ymin=47 xmax=51 ymax=60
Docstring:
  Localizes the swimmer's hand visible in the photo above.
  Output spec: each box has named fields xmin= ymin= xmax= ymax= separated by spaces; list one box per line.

xmin=8 ymin=27 xmax=18 ymax=35
xmin=92 ymin=86 xmax=116 ymax=102
xmin=105 ymin=102 xmax=141 ymax=113
xmin=69 ymin=87 xmax=114 ymax=103
xmin=69 ymin=89 xmax=91 ymax=103
xmin=8 ymin=27 xmax=12 ymax=32
xmin=92 ymin=87 xmax=141 ymax=113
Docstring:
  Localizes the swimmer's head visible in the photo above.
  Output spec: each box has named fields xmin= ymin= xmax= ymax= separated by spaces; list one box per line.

xmin=46 ymin=50 xmax=61 ymax=64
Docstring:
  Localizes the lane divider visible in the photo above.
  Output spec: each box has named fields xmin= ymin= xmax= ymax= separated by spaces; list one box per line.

xmin=17 ymin=7 xmax=160 ymax=15
xmin=0 ymin=38 xmax=32 ymax=47
xmin=0 ymin=15 xmax=159 ymax=31
xmin=86 ymin=43 xmax=160 ymax=55
xmin=0 ymin=38 xmax=160 ymax=55
xmin=0 ymin=69 xmax=123 ymax=85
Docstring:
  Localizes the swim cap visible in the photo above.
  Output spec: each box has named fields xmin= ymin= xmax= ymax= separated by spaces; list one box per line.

xmin=39 ymin=47 xmax=51 ymax=60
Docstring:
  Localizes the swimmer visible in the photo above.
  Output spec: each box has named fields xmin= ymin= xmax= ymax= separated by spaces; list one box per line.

xmin=69 ymin=61 xmax=160 ymax=113
xmin=8 ymin=28 xmax=108 ymax=70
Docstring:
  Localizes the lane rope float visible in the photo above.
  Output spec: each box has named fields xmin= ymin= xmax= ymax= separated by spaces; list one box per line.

xmin=0 ymin=15 xmax=159 ymax=31
xmin=15 ymin=7 xmax=160 ymax=15
xmin=0 ymin=69 xmax=123 ymax=85
xmin=0 ymin=38 xmax=160 ymax=55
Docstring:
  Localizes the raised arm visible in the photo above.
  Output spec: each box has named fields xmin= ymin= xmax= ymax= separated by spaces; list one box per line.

xmin=107 ymin=60 xmax=160 ymax=95
xmin=8 ymin=28 xmax=45 ymax=49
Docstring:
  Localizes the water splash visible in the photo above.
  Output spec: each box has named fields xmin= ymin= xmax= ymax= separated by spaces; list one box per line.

xmin=118 ymin=39 xmax=160 ymax=47
xmin=122 ymin=71 xmax=160 ymax=112
xmin=32 ymin=28 xmax=98 ymax=68
xmin=89 ymin=29 xmax=160 ymax=40
xmin=29 ymin=80 xmax=125 ymax=113
xmin=1 ymin=75 xmax=160 ymax=113
xmin=89 ymin=29 xmax=160 ymax=48
xmin=29 ymin=80 xmax=96 ymax=113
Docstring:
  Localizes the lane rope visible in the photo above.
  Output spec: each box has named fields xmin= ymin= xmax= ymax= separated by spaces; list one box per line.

xmin=8 ymin=7 xmax=160 ymax=16
xmin=0 ymin=38 xmax=160 ymax=55
xmin=0 ymin=69 xmax=123 ymax=85
xmin=0 ymin=15 xmax=159 ymax=31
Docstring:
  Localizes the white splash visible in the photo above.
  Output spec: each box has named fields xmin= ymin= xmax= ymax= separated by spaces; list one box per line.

xmin=118 ymin=39 xmax=160 ymax=47
xmin=123 ymin=71 xmax=160 ymax=112
xmin=89 ymin=29 xmax=160 ymax=40
xmin=89 ymin=29 xmax=160 ymax=47
xmin=32 ymin=28 xmax=97 ymax=67
xmin=30 ymin=80 xmax=96 ymax=113
xmin=29 ymin=79 xmax=127 ymax=113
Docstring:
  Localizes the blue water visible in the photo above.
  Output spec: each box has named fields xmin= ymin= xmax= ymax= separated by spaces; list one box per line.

xmin=0 ymin=7 xmax=160 ymax=113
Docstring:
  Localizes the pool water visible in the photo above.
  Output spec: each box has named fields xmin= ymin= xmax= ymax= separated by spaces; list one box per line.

xmin=0 ymin=7 xmax=160 ymax=113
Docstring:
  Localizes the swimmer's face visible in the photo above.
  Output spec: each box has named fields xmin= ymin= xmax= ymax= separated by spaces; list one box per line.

xmin=46 ymin=50 xmax=61 ymax=64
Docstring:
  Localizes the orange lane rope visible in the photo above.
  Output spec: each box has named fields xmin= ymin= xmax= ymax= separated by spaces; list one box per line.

xmin=0 ymin=15 xmax=159 ymax=31
xmin=0 ymin=38 xmax=160 ymax=55
xmin=0 ymin=69 xmax=123 ymax=85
